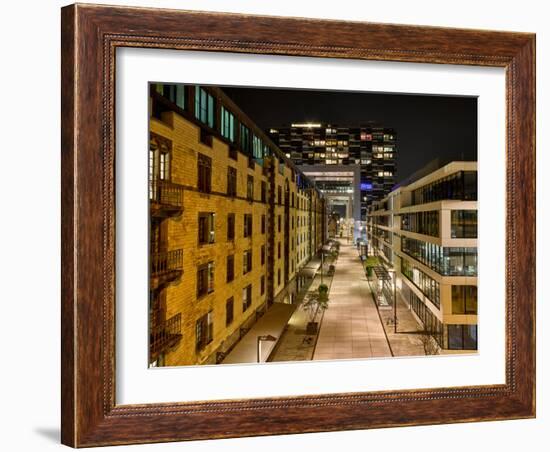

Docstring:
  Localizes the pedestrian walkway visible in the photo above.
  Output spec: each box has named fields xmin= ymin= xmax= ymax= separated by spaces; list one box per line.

xmin=222 ymin=302 xmax=296 ymax=364
xmin=313 ymin=240 xmax=392 ymax=360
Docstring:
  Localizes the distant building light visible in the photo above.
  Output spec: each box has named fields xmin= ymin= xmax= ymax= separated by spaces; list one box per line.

xmin=269 ymin=129 xmax=279 ymax=133
xmin=291 ymin=123 xmax=321 ymax=128
xmin=360 ymin=182 xmax=373 ymax=191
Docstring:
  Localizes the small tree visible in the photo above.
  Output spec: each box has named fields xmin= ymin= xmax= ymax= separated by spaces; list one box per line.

xmin=302 ymin=284 xmax=329 ymax=334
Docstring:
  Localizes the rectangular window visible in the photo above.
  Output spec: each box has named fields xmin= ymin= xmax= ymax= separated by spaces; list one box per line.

xmin=195 ymin=311 xmax=214 ymax=351
xmin=247 ymin=175 xmax=254 ymax=201
xmin=227 ymin=166 xmax=237 ymax=197
xmin=243 ymin=250 xmax=252 ymax=274
xmin=261 ymin=275 xmax=265 ymax=295
xmin=278 ymin=186 xmax=282 ymax=205
xmin=226 ymin=298 xmax=234 ymax=326
xmin=194 ymin=86 xmax=215 ymax=128
xmin=261 ymin=245 xmax=265 ymax=265
xmin=243 ymin=214 xmax=253 ymax=237
xmin=198 ymin=213 xmax=215 ymax=244
xmin=240 ymin=124 xmax=251 ymax=154
xmin=197 ymin=262 xmax=214 ymax=298
xmin=447 ymin=324 xmax=477 ymax=350
xmin=220 ymin=106 xmax=235 ymax=142
xmin=452 ymin=285 xmax=478 ymax=314
xmin=227 ymin=213 xmax=235 ymax=241
xmin=197 ymin=153 xmax=212 ymax=193
xmin=261 ymin=214 xmax=266 ymax=234
xmin=157 ymin=83 xmax=186 ymax=110
xmin=242 ymin=284 xmax=252 ymax=312
xmin=277 ymin=269 xmax=281 ymax=286
xmin=278 ymin=215 xmax=281 ymax=233
xmin=261 ymin=181 xmax=267 ymax=203
xmin=451 ymin=210 xmax=478 ymax=238
xmin=226 ymin=255 xmax=235 ymax=283
xmin=278 ymin=242 xmax=281 ymax=259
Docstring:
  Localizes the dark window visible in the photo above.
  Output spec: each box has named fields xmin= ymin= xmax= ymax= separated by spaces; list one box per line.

xmin=197 ymin=262 xmax=214 ymax=298
xmin=247 ymin=175 xmax=254 ymax=201
xmin=278 ymin=186 xmax=282 ymax=205
xmin=227 ymin=166 xmax=237 ymax=197
xmin=227 ymin=213 xmax=235 ymax=241
xmin=261 ymin=214 xmax=266 ymax=234
xmin=243 ymin=250 xmax=252 ymax=274
xmin=226 ymin=298 xmax=234 ymax=326
xmin=197 ymin=153 xmax=212 ymax=193
xmin=226 ymin=255 xmax=234 ymax=283
xmin=452 ymin=286 xmax=478 ymax=314
xmin=194 ymin=86 xmax=215 ymax=128
xmin=401 ymin=211 xmax=439 ymax=237
xmin=277 ymin=269 xmax=281 ymax=286
xmin=220 ymin=106 xmax=235 ymax=142
xmin=261 ymin=245 xmax=265 ymax=265
xmin=447 ymin=324 xmax=477 ymax=350
xmin=198 ymin=213 xmax=215 ymax=244
xmin=242 ymin=285 xmax=252 ymax=312
xmin=278 ymin=215 xmax=281 ymax=233
xmin=451 ymin=210 xmax=478 ymax=238
xmin=156 ymin=83 xmax=185 ymax=110
xmin=195 ymin=311 xmax=213 ymax=351
xmin=261 ymin=275 xmax=265 ymax=295
xmin=278 ymin=242 xmax=281 ymax=259
xmin=261 ymin=181 xmax=267 ymax=203
xmin=240 ymin=124 xmax=252 ymax=154
xmin=244 ymin=214 xmax=253 ymax=237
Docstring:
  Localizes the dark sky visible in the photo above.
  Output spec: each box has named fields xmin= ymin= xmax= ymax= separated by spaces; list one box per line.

xmin=222 ymin=86 xmax=477 ymax=183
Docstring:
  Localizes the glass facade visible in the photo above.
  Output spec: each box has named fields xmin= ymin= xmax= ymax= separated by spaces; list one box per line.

xmin=407 ymin=289 xmax=443 ymax=347
xmin=447 ymin=324 xmax=477 ymax=350
xmin=401 ymin=258 xmax=440 ymax=309
xmin=220 ymin=106 xmax=235 ymax=142
xmin=194 ymin=86 xmax=215 ymax=128
xmin=451 ymin=285 xmax=478 ymax=314
xmin=412 ymin=171 xmax=477 ymax=205
xmin=155 ymin=83 xmax=186 ymax=110
xmin=451 ymin=210 xmax=478 ymax=238
xmin=401 ymin=237 xmax=477 ymax=276
xmin=401 ymin=211 xmax=439 ymax=237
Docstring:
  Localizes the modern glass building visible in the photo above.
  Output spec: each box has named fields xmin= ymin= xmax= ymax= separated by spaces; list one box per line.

xmin=367 ymin=161 xmax=478 ymax=352
xmin=268 ymin=123 xmax=396 ymax=230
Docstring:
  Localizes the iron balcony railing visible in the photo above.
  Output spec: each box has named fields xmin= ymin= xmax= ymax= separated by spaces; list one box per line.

xmin=149 ymin=179 xmax=184 ymax=209
xmin=151 ymin=249 xmax=183 ymax=278
xmin=150 ymin=313 xmax=182 ymax=359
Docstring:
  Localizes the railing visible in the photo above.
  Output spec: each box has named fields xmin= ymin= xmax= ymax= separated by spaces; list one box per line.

xmin=150 ymin=180 xmax=184 ymax=208
xmin=150 ymin=313 xmax=182 ymax=358
xmin=151 ymin=249 xmax=183 ymax=278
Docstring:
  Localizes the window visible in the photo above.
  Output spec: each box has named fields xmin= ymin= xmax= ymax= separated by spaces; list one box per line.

xmin=261 ymin=275 xmax=265 ymax=295
xmin=261 ymin=181 xmax=267 ymax=203
xmin=452 ymin=286 xmax=478 ymax=314
xmin=401 ymin=258 xmax=440 ymax=309
xmin=195 ymin=311 xmax=213 ymax=351
xmin=194 ymin=86 xmax=215 ymax=128
xmin=278 ymin=242 xmax=281 ymax=259
xmin=240 ymin=124 xmax=252 ymax=154
xmin=242 ymin=285 xmax=252 ymax=312
xmin=401 ymin=211 xmax=439 ymax=237
xmin=226 ymin=298 xmax=234 ymax=326
xmin=198 ymin=213 xmax=215 ymax=245
xmin=220 ymin=106 xmax=235 ymax=142
xmin=197 ymin=153 xmax=212 ymax=193
xmin=278 ymin=186 xmax=282 ymax=205
xmin=261 ymin=214 xmax=266 ymax=234
xmin=227 ymin=213 xmax=235 ymax=241
xmin=447 ymin=324 xmax=477 ymax=350
xmin=278 ymin=215 xmax=281 ymax=233
xmin=261 ymin=245 xmax=265 ymax=266
xmin=277 ymin=269 xmax=281 ymax=286
xmin=247 ymin=175 xmax=254 ymax=201
xmin=243 ymin=250 xmax=252 ymax=274
xmin=156 ymin=83 xmax=185 ymax=110
xmin=197 ymin=262 xmax=214 ymax=298
xmin=227 ymin=166 xmax=237 ymax=197
xmin=244 ymin=214 xmax=253 ymax=237
xmin=226 ymin=255 xmax=234 ymax=283
xmin=451 ymin=210 xmax=478 ymax=238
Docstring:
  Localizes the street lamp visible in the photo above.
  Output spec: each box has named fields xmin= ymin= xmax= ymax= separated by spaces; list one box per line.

xmin=257 ymin=334 xmax=277 ymax=363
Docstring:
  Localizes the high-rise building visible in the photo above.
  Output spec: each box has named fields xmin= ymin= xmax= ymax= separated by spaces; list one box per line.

xmin=367 ymin=161 xmax=478 ymax=352
xmin=268 ymin=123 xmax=396 ymax=230
xmin=149 ymin=84 xmax=326 ymax=366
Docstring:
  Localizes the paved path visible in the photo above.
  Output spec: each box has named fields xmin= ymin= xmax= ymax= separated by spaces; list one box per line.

xmin=313 ymin=240 xmax=392 ymax=360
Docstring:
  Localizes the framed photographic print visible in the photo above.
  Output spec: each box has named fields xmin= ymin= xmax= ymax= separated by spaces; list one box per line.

xmin=61 ymin=3 xmax=536 ymax=447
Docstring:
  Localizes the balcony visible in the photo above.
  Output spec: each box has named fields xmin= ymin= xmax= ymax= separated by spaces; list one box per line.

xmin=150 ymin=313 xmax=183 ymax=363
xmin=150 ymin=180 xmax=184 ymax=218
xmin=150 ymin=249 xmax=183 ymax=289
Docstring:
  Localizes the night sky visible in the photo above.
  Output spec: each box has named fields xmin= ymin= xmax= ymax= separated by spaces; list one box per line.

xmin=222 ymin=86 xmax=477 ymax=183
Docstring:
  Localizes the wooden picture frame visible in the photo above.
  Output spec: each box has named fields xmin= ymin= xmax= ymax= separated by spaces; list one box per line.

xmin=61 ymin=3 xmax=535 ymax=447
